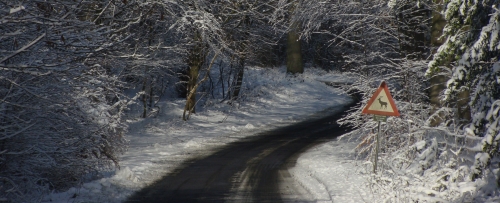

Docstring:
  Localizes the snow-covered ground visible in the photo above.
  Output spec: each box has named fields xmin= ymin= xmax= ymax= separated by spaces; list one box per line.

xmin=42 ymin=67 xmax=369 ymax=203
xmin=41 ymin=66 xmax=500 ymax=203
xmin=287 ymin=137 xmax=373 ymax=203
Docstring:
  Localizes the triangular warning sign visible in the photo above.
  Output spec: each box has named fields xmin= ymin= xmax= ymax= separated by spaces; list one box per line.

xmin=362 ymin=81 xmax=400 ymax=116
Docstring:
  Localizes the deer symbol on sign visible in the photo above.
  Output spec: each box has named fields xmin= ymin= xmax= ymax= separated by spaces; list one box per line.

xmin=378 ymin=96 xmax=387 ymax=109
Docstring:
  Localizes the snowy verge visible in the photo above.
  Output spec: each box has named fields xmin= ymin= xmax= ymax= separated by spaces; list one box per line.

xmin=288 ymin=136 xmax=374 ymax=203
xmin=42 ymin=67 xmax=353 ymax=203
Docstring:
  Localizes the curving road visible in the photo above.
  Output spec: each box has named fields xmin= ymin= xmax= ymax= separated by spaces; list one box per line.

xmin=126 ymin=102 xmax=355 ymax=203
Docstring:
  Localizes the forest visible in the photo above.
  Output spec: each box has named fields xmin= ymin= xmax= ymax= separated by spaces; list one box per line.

xmin=1 ymin=0 xmax=500 ymax=202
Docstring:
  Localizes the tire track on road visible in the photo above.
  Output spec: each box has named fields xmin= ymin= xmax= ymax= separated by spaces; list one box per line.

xmin=126 ymin=101 xmax=356 ymax=203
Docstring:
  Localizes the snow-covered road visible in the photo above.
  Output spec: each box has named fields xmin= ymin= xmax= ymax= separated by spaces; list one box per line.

xmin=123 ymin=103 xmax=352 ymax=202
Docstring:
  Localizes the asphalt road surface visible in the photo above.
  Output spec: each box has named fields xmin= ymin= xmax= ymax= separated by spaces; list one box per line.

xmin=126 ymin=102 xmax=355 ymax=203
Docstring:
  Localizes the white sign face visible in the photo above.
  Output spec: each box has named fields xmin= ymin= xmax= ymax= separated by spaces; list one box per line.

xmin=367 ymin=90 xmax=395 ymax=113
xmin=373 ymin=115 xmax=387 ymax=122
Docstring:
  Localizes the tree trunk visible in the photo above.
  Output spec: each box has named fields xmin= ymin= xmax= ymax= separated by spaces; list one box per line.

xmin=286 ymin=0 xmax=303 ymax=74
xmin=149 ymin=82 xmax=154 ymax=110
xmin=183 ymin=53 xmax=218 ymax=121
xmin=231 ymin=57 xmax=245 ymax=101
xmin=431 ymin=0 xmax=446 ymax=47
xmin=428 ymin=7 xmax=446 ymax=127
xmin=183 ymin=31 xmax=205 ymax=120
xmin=428 ymin=74 xmax=446 ymax=126
xmin=186 ymin=63 xmax=199 ymax=114
xmin=286 ymin=28 xmax=303 ymax=74
xmin=220 ymin=61 xmax=225 ymax=99
xmin=142 ymin=78 xmax=148 ymax=118
xmin=229 ymin=13 xmax=249 ymax=101
xmin=457 ymin=89 xmax=471 ymax=124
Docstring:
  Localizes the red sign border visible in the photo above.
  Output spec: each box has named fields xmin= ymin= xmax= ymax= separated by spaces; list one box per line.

xmin=362 ymin=81 xmax=400 ymax=116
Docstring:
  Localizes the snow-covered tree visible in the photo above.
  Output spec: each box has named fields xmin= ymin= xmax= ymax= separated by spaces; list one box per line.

xmin=152 ymin=1 xmax=226 ymax=120
xmin=218 ymin=1 xmax=283 ymax=101
xmin=428 ymin=0 xmax=500 ymax=180
xmin=169 ymin=0 xmax=287 ymax=117
xmin=0 ymin=1 xmax=132 ymax=201
xmin=292 ymin=0 xmax=431 ymax=130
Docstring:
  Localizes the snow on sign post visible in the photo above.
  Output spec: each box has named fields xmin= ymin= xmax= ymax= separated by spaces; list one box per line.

xmin=361 ymin=81 xmax=400 ymax=174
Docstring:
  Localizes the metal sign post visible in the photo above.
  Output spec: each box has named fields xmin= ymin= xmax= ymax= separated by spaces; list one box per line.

xmin=373 ymin=120 xmax=382 ymax=173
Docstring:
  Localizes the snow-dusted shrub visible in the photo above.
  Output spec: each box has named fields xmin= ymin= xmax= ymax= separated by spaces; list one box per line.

xmin=365 ymin=125 xmax=500 ymax=202
xmin=346 ymin=0 xmax=500 ymax=201
xmin=0 ymin=1 xmax=131 ymax=202
xmin=335 ymin=63 xmax=487 ymax=201
xmin=287 ymin=0 xmax=495 ymax=201
xmin=327 ymin=0 xmax=497 ymax=200
xmin=0 ymin=64 xmax=130 ymax=203
xmin=338 ymin=59 xmax=430 ymax=154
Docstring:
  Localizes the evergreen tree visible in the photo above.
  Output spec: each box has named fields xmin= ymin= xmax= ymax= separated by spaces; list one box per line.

xmin=428 ymin=0 xmax=500 ymax=180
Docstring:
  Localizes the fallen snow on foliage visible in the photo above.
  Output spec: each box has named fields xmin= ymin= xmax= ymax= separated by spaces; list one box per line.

xmin=42 ymin=67 xmax=354 ymax=203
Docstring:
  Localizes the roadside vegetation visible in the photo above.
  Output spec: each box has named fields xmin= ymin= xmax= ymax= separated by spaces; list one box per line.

xmin=1 ymin=0 xmax=499 ymax=202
